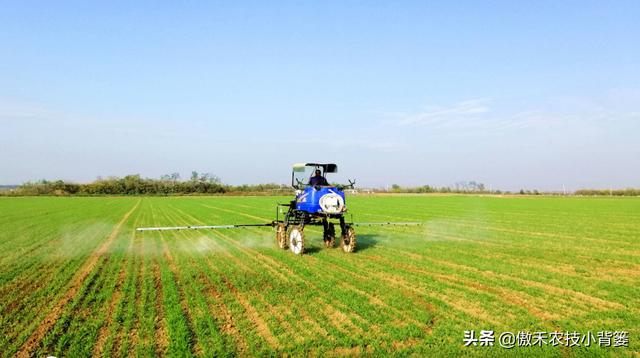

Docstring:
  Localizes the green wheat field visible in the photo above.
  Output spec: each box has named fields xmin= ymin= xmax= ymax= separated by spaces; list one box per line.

xmin=1 ymin=195 xmax=638 ymax=357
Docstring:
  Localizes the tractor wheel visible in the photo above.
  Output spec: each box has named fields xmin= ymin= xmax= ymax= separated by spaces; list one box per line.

xmin=341 ymin=226 xmax=356 ymax=253
xmin=275 ymin=223 xmax=287 ymax=249
xmin=289 ymin=226 xmax=305 ymax=255
xmin=323 ymin=223 xmax=336 ymax=248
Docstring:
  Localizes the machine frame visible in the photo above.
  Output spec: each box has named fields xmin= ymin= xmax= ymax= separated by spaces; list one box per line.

xmin=274 ymin=163 xmax=356 ymax=254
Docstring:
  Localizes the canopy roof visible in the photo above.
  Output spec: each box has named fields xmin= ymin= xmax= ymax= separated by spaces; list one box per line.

xmin=292 ymin=163 xmax=338 ymax=173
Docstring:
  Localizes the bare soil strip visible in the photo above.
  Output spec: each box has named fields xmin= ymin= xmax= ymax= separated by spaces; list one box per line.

xmin=328 ymin=345 xmax=374 ymax=356
xmin=153 ymin=260 xmax=169 ymax=355
xmin=16 ymin=199 xmax=141 ymax=358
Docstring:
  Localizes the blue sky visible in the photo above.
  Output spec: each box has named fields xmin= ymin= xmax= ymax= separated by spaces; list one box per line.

xmin=1 ymin=1 xmax=639 ymax=190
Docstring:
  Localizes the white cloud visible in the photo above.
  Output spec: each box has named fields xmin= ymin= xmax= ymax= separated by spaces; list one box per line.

xmin=396 ymin=98 xmax=491 ymax=127
xmin=0 ymin=100 xmax=56 ymax=121
xmin=390 ymin=91 xmax=640 ymax=134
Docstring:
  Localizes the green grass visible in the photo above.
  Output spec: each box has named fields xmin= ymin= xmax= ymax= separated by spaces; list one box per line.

xmin=0 ymin=195 xmax=638 ymax=357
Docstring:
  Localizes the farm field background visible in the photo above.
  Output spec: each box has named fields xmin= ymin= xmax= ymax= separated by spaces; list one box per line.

xmin=0 ymin=195 xmax=638 ymax=357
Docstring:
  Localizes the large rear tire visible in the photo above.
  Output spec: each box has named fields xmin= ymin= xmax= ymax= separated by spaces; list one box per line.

xmin=341 ymin=225 xmax=356 ymax=253
xmin=276 ymin=223 xmax=287 ymax=249
xmin=289 ymin=226 xmax=305 ymax=255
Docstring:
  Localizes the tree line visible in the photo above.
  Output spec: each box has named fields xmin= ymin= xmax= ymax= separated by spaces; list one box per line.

xmin=574 ymin=188 xmax=640 ymax=196
xmin=382 ymin=183 xmax=639 ymax=196
xmin=5 ymin=172 xmax=289 ymax=196
xmin=386 ymin=181 xmax=491 ymax=194
xmin=2 ymin=174 xmax=638 ymax=196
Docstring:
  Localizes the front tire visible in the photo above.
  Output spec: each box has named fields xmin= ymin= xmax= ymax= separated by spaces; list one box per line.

xmin=341 ymin=225 xmax=356 ymax=253
xmin=289 ymin=226 xmax=305 ymax=255
xmin=323 ymin=223 xmax=336 ymax=248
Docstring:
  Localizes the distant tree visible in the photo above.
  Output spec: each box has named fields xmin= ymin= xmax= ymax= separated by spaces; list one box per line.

xmin=199 ymin=172 xmax=221 ymax=184
xmin=161 ymin=172 xmax=181 ymax=182
xmin=469 ymin=181 xmax=477 ymax=191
